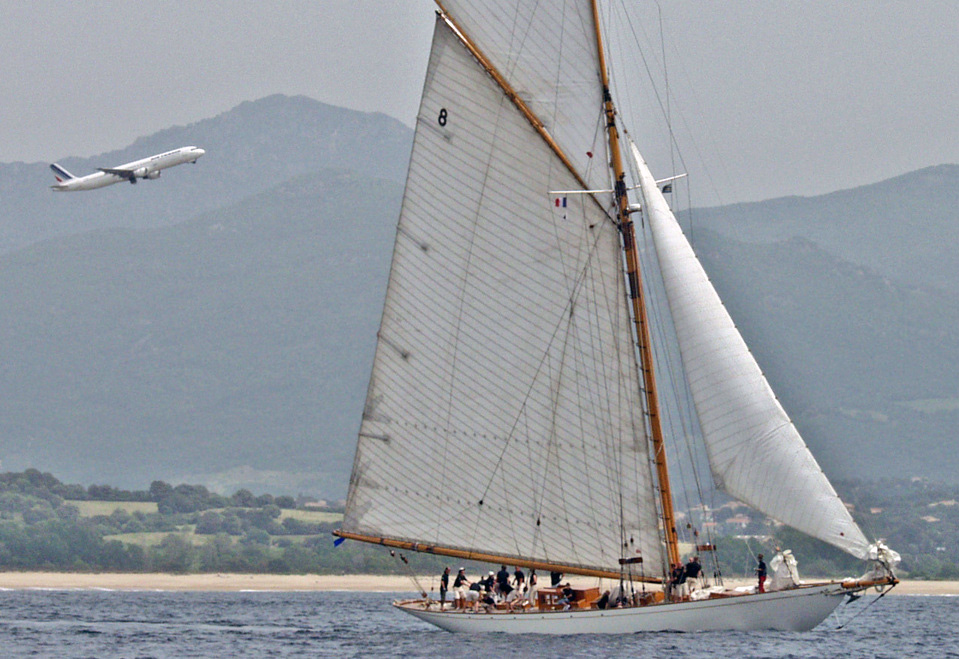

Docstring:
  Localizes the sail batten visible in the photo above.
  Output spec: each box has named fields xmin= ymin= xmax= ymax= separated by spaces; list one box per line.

xmin=629 ymin=141 xmax=871 ymax=560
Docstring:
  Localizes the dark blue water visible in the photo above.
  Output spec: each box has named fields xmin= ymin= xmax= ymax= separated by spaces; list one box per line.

xmin=0 ymin=590 xmax=954 ymax=658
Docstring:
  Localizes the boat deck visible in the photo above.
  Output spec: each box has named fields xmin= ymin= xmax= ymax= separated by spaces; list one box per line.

xmin=397 ymin=577 xmax=896 ymax=616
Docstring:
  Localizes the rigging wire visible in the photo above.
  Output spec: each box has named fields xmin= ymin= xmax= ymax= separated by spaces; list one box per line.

xmin=392 ymin=550 xmax=428 ymax=600
xmin=657 ymin=3 xmax=676 ymax=187
xmin=835 ymin=584 xmax=896 ymax=630
xmin=612 ymin=1 xmax=728 ymax=212
xmin=609 ymin=0 xmax=734 ymax=580
xmin=652 ymin=1 xmax=698 ymax=246
xmin=620 ymin=124 xmax=712 ymax=569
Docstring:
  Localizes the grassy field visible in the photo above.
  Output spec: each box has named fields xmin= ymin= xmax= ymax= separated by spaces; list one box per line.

xmin=103 ymin=531 xmax=202 ymax=548
xmin=68 ymin=501 xmax=341 ymax=523
xmin=103 ymin=530 xmax=319 ymax=548
xmin=74 ymin=501 xmax=339 ymax=549
xmin=71 ymin=501 xmax=159 ymax=517
xmin=278 ymin=508 xmax=342 ymax=523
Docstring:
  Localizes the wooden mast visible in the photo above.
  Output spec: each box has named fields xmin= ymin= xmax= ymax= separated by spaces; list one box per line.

xmin=590 ymin=0 xmax=681 ymax=570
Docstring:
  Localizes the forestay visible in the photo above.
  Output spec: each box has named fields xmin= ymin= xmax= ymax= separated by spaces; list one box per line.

xmin=629 ymin=142 xmax=871 ymax=559
xmin=342 ymin=12 xmax=665 ymax=577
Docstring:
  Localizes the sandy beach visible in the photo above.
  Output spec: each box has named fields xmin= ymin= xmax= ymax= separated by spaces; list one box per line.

xmin=0 ymin=572 xmax=953 ymax=595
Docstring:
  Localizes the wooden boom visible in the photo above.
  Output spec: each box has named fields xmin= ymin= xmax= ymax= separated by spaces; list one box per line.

xmin=333 ymin=529 xmax=662 ymax=584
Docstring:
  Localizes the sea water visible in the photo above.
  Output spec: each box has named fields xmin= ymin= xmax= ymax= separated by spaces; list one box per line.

xmin=0 ymin=589 xmax=953 ymax=658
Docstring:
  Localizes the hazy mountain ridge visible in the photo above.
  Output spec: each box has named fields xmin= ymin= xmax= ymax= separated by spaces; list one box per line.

xmin=0 ymin=94 xmax=412 ymax=254
xmin=0 ymin=94 xmax=955 ymax=495
xmin=689 ymin=164 xmax=959 ymax=294
xmin=0 ymin=169 xmax=401 ymax=497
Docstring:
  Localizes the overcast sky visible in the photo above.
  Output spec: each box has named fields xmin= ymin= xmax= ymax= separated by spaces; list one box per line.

xmin=3 ymin=1 xmax=956 ymax=205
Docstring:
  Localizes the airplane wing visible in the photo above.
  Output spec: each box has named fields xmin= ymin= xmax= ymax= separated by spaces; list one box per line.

xmin=97 ymin=167 xmax=137 ymax=179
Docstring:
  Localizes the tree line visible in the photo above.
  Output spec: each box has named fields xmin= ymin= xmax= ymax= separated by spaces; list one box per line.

xmin=0 ymin=469 xmax=447 ymax=575
xmin=0 ymin=469 xmax=954 ymax=579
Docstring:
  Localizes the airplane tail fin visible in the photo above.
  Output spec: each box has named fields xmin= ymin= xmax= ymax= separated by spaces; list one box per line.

xmin=49 ymin=163 xmax=75 ymax=182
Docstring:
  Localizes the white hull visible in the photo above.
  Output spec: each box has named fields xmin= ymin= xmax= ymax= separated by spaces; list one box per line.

xmin=396 ymin=584 xmax=849 ymax=634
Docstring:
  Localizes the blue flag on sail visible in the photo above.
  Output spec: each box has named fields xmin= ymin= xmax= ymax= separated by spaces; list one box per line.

xmin=554 ymin=196 xmax=567 ymax=208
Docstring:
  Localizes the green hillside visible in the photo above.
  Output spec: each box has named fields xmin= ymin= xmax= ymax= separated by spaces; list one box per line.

xmin=0 ymin=170 xmax=400 ymax=497
xmin=690 ymin=164 xmax=959 ymax=294
xmin=0 ymin=94 xmax=412 ymax=253
xmin=0 ymin=94 xmax=956 ymax=497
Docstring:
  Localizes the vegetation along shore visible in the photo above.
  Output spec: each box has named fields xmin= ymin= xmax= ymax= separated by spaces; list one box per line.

xmin=0 ymin=470 xmax=954 ymax=581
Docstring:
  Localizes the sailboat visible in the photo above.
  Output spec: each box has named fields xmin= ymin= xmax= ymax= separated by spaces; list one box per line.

xmin=334 ymin=0 xmax=898 ymax=633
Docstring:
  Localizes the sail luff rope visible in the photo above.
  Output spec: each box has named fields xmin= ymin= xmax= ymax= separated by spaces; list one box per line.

xmin=601 ymin=1 xmax=665 ymax=584
xmin=600 ymin=0 xmax=660 ymax=580
xmin=586 ymin=12 xmax=641 ymax=579
xmin=635 ymin=185 xmax=706 ymax=552
xmin=623 ymin=130 xmax=722 ymax=579
xmin=591 ymin=248 xmax=641 ymax=580
xmin=586 ymin=114 xmax=637 ymax=564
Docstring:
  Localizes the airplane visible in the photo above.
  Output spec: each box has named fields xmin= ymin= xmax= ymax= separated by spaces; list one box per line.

xmin=49 ymin=146 xmax=206 ymax=191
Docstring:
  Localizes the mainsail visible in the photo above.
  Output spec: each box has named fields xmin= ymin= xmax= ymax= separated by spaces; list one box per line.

xmin=341 ymin=10 xmax=665 ymax=577
xmin=629 ymin=141 xmax=871 ymax=559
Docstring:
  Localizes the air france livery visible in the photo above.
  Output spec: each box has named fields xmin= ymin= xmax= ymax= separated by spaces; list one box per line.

xmin=49 ymin=146 xmax=205 ymax=191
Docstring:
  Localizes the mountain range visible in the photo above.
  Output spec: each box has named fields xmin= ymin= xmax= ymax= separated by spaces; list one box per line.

xmin=0 ymin=94 xmax=955 ymax=497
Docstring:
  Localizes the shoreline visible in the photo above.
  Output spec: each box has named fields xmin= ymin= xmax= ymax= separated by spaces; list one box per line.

xmin=0 ymin=572 xmax=954 ymax=595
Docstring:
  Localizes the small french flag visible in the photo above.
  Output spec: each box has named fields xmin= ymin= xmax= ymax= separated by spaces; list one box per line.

xmin=554 ymin=197 xmax=567 ymax=208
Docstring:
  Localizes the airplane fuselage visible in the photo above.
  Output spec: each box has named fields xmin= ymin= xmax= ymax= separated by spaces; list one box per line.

xmin=50 ymin=146 xmax=205 ymax=191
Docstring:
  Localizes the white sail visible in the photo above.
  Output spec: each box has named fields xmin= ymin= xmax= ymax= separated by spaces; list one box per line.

xmin=342 ymin=14 xmax=665 ymax=577
xmin=438 ymin=0 xmax=611 ymax=199
xmin=629 ymin=141 xmax=871 ymax=559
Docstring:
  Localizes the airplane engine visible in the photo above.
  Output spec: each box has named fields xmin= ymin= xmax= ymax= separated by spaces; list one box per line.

xmin=133 ymin=167 xmax=149 ymax=178
xmin=144 ymin=170 xmax=161 ymax=179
